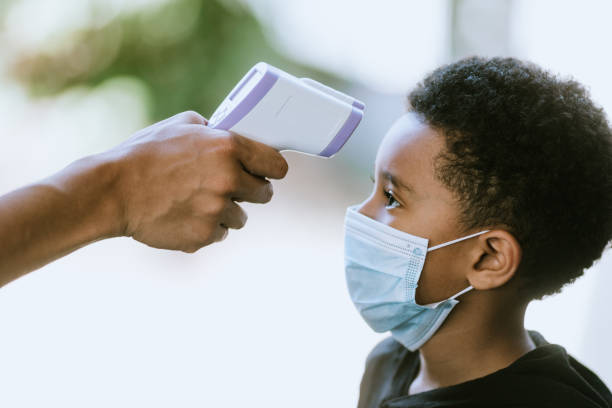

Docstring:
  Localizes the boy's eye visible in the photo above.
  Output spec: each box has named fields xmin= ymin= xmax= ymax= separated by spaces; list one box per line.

xmin=383 ymin=189 xmax=400 ymax=208
xmin=370 ymin=174 xmax=400 ymax=208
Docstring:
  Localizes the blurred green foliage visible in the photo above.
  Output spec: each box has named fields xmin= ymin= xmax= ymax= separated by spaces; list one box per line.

xmin=0 ymin=1 xmax=15 ymax=21
xmin=7 ymin=0 xmax=340 ymax=121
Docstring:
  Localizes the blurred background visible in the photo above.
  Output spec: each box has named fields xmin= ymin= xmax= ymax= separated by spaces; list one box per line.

xmin=0 ymin=0 xmax=611 ymax=406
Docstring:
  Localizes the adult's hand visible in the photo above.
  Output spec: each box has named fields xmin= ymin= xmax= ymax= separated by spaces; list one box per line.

xmin=0 ymin=111 xmax=288 ymax=287
xmin=112 ymin=110 xmax=288 ymax=252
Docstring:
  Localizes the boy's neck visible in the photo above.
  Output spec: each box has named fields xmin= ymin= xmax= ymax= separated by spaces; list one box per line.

xmin=408 ymin=296 xmax=535 ymax=395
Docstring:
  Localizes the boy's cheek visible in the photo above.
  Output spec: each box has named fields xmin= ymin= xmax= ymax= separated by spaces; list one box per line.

xmin=416 ymin=250 xmax=468 ymax=305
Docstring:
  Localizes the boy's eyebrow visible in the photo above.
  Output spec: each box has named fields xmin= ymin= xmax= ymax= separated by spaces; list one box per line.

xmin=382 ymin=170 xmax=414 ymax=193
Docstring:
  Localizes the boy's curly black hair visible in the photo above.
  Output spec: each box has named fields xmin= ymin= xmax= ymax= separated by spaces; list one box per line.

xmin=408 ymin=56 xmax=612 ymax=300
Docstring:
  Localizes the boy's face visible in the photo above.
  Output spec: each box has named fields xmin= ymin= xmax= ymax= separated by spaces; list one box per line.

xmin=357 ymin=112 xmax=475 ymax=305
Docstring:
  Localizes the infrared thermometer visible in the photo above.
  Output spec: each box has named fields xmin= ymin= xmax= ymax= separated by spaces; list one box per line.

xmin=208 ymin=62 xmax=365 ymax=158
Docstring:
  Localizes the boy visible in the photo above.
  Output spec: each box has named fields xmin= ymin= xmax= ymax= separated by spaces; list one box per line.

xmin=344 ymin=57 xmax=612 ymax=407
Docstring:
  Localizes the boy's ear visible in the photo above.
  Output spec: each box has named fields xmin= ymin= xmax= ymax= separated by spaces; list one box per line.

xmin=466 ymin=230 xmax=522 ymax=290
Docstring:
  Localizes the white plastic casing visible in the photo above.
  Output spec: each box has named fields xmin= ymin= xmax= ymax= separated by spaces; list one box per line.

xmin=208 ymin=62 xmax=365 ymax=158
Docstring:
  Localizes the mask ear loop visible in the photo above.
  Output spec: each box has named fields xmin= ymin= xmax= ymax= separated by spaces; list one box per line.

xmin=424 ymin=285 xmax=474 ymax=308
xmin=423 ymin=230 xmax=490 ymax=308
xmin=450 ymin=285 xmax=474 ymax=299
xmin=426 ymin=230 xmax=490 ymax=252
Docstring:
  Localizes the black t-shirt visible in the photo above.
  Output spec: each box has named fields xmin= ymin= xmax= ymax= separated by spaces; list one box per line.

xmin=358 ymin=331 xmax=612 ymax=408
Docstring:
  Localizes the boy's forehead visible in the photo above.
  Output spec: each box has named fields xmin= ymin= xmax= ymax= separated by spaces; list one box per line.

xmin=375 ymin=112 xmax=443 ymax=172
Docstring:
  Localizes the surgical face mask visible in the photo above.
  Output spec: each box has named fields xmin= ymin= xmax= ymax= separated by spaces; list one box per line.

xmin=344 ymin=205 xmax=489 ymax=351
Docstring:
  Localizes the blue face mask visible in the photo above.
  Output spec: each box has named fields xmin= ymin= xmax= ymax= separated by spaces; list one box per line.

xmin=344 ymin=205 xmax=489 ymax=351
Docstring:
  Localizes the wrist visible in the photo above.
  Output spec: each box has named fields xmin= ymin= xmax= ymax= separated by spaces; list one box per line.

xmin=44 ymin=152 xmax=126 ymax=241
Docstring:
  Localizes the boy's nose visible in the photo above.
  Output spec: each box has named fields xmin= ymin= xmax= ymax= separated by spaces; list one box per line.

xmin=355 ymin=195 xmax=378 ymax=221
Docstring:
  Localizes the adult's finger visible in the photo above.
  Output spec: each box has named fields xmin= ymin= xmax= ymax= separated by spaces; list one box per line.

xmin=232 ymin=170 xmax=274 ymax=204
xmin=162 ymin=110 xmax=208 ymax=127
xmin=181 ymin=223 xmax=227 ymax=253
xmin=233 ymin=134 xmax=289 ymax=179
xmin=219 ymin=201 xmax=248 ymax=230
xmin=214 ymin=225 xmax=229 ymax=242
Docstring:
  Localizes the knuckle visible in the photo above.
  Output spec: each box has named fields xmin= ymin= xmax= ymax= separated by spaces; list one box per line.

xmin=220 ymin=133 xmax=241 ymax=156
xmin=206 ymin=198 xmax=227 ymax=216
xmin=183 ymin=110 xmax=204 ymax=124
xmin=190 ymin=227 xmax=218 ymax=249
xmin=214 ymin=173 xmax=240 ymax=195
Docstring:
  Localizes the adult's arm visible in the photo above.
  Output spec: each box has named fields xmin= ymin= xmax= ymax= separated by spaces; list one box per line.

xmin=0 ymin=111 xmax=288 ymax=287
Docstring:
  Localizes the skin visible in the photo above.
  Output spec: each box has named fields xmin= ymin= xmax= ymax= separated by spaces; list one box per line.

xmin=357 ymin=112 xmax=535 ymax=395
xmin=0 ymin=111 xmax=288 ymax=287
